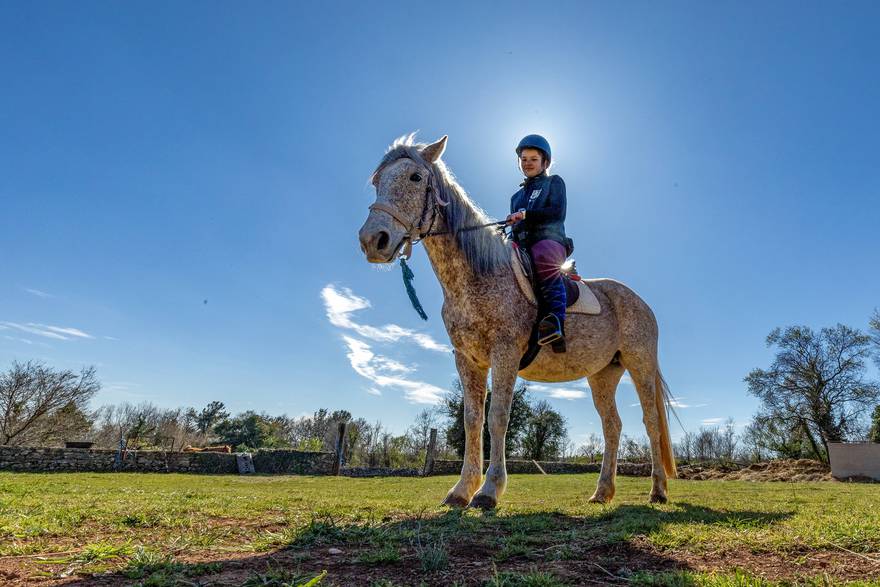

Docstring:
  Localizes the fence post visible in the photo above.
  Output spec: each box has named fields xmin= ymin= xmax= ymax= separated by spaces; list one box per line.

xmin=422 ymin=428 xmax=438 ymax=476
xmin=333 ymin=421 xmax=347 ymax=476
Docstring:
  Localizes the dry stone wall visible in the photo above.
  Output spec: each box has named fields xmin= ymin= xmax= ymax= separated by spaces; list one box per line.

xmin=0 ymin=446 xmax=335 ymax=475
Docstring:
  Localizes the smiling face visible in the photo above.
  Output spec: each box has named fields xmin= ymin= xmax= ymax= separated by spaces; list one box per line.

xmin=519 ymin=148 xmax=548 ymax=178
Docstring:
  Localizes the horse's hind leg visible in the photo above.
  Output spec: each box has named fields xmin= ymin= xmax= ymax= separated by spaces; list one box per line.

xmin=587 ymin=362 xmax=625 ymax=504
xmin=624 ymin=358 xmax=669 ymax=504
xmin=443 ymin=352 xmax=488 ymax=508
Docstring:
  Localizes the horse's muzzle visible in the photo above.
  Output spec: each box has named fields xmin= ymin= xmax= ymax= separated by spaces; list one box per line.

xmin=359 ymin=225 xmax=397 ymax=263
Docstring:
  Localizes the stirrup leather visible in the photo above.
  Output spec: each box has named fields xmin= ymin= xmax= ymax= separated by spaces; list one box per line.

xmin=537 ymin=314 xmax=564 ymax=346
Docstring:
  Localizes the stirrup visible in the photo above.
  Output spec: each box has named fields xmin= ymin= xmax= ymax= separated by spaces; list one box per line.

xmin=537 ymin=315 xmax=563 ymax=346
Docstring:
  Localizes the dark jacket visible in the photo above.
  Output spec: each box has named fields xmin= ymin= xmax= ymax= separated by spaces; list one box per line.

xmin=510 ymin=172 xmax=567 ymax=246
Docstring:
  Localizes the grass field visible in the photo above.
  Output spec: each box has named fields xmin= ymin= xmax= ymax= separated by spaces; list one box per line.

xmin=1 ymin=472 xmax=879 ymax=586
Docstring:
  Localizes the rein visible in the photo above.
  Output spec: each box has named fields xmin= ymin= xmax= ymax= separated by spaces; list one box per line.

xmin=369 ymin=157 xmax=508 ymax=320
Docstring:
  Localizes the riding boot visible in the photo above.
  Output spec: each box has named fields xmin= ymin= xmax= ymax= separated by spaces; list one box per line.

xmin=551 ymin=318 xmax=566 ymax=353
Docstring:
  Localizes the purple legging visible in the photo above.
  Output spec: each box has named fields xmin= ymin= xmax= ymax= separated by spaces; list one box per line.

xmin=529 ymin=239 xmax=567 ymax=323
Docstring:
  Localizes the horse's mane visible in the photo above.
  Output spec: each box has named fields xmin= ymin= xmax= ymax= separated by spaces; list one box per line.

xmin=373 ymin=134 xmax=511 ymax=276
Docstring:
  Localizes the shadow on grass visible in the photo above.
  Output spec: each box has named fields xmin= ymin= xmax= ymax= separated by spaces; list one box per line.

xmin=52 ymin=503 xmax=794 ymax=586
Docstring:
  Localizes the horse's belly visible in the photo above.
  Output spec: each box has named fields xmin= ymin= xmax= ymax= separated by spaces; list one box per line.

xmin=518 ymin=314 xmax=620 ymax=382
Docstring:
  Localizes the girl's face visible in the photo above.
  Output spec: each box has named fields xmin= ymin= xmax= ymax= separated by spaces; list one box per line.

xmin=519 ymin=148 xmax=547 ymax=178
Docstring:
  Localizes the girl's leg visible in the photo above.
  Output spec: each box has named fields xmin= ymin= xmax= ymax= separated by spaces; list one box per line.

xmin=530 ymin=239 xmax=567 ymax=343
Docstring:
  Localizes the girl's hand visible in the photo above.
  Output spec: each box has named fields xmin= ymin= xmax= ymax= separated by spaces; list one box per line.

xmin=506 ymin=211 xmax=526 ymax=225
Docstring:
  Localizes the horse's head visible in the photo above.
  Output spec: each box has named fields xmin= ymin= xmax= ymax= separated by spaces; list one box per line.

xmin=359 ymin=135 xmax=447 ymax=263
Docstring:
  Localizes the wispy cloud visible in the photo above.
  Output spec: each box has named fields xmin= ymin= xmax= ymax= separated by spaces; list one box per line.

xmin=630 ymin=396 xmax=709 ymax=409
xmin=701 ymin=417 xmax=725 ymax=426
xmin=670 ymin=398 xmax=708 ymax=409
xmin=530 ymin=383 xmax=588 ymax=400
xmin=343 ymin=336 xmax=445 ymax=404
xmin=0 ymin=322 xmax=93 ymax=341
xmin=97 ymin=381 xmax=146 ymax=400
xmin=321 ymin=285 xmax=450 ymax=352
xmin=23 ymin=288 xmax=55 ymax=299
xmin=43 ymin=326 xmax=93 ymax=339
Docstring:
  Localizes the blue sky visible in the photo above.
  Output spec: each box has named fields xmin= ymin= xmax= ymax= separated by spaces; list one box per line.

xmin=2 ymin=2 xmax=878 ymax=445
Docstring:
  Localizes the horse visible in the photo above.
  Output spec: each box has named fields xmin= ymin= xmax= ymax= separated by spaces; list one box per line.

xmin=358 ymin=134 xmax=676 ymax=509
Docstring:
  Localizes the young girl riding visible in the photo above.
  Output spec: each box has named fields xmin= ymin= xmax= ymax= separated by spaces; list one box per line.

xmin=505 ymin=134 xmax=569 ymax=350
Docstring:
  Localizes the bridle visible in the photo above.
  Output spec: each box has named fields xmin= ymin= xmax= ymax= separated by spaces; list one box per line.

xmin=368 ymin=157 xmax=448 ymax=260
xmin=368 ymin=157 xmax=505 ymax=260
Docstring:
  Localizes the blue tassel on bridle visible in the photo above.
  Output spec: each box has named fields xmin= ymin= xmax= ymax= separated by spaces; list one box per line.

xmin=400 ymin=257 xmax=428 ymax=321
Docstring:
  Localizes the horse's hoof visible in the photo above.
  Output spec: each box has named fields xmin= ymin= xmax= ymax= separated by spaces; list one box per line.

xmin=468 ymin=494 xmax=497 ymax=510
xmin=588 ymin=488 xmax=614 ymax=504
xmin=442 ymin=494 xmax=469 ymax=509
xmin=649 ymin=493 xmax=668 ymax=504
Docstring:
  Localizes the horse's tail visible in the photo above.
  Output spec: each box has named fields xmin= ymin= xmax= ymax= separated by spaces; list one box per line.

xmin=654 ymin=369 xmax=678 ymax=478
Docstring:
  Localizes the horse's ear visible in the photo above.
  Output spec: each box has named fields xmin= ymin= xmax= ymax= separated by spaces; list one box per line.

xmin=420 ymin=135 xmax=447 ymax=164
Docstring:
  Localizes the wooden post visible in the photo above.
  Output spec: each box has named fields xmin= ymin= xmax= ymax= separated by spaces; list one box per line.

xmin=333 ymin=421 xmax=347 ymax=476
xmin=423 ymin=428 xmax=438 ymax=476
xmin=532 ymin=460 xmax=547 ymax=475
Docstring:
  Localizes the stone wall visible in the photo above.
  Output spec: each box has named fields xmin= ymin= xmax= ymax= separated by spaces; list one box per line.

xmin=0 ymin=446 xmax=655 ymax=477
xmin=0 ymin=446 xmax=336 ymax=475
xmin=251 ymin=449 xmax=336 ymax=475
xmin=429 ymin=459 xmax=651 ymax=476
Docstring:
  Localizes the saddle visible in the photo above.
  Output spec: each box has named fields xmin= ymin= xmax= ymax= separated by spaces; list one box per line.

xmin=511 ymin=244 xmax=601 ymax=370
xmin=511 ymin=245 xmax=601 ymax=315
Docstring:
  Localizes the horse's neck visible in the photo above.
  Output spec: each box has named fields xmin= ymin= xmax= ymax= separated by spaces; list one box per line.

xmin=422 ymin=232 xmax=476 ymax=300
xmin=421 ymin=216 xmax=508 ymax=302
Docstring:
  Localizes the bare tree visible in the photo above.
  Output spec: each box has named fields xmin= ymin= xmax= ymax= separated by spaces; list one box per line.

xmin=870 ymin=309 xmax=880 ymax=368
xmin=577 ymin=433 xmax=604 ymax=463
xmin=619 ymin=435 xmax=651 ymax=462
xmin=0 ymin=362 xmax=99 ymax=446
xmin=746 ymin=325 xmax=880 ymax=462
xmin=675 ymin=431 xmax=696 ymax=462
xmin=406 ymin=408 xmax=439 ymax=455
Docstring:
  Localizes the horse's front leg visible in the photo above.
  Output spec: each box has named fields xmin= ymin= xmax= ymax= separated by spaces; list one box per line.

xmin=469 ymin=345 xmax=519 ymax=510
xmin=442 ymin=351 xmax=488 ymax=508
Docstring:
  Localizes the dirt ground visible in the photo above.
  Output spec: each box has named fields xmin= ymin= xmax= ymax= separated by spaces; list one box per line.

xmin=676 ymin=459 xmax=836 ymax=482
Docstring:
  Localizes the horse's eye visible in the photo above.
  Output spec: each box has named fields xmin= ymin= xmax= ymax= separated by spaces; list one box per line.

xmin=409 ymin=173 xmax=422 ymax=182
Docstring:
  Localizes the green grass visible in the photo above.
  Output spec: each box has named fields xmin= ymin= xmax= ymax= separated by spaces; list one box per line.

xmin=1 ymin=472 xmax=878 ymax=585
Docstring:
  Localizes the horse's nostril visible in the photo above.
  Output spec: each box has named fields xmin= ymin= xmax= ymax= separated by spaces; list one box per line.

xmin=377 ymin=231 xmax=390 ymax=251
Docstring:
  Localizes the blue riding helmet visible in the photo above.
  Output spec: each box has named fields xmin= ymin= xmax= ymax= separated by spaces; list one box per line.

xmin=516 ymin=134 xmax=552 ymax=162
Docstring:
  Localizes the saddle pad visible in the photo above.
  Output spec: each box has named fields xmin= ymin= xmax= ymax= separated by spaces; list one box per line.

xmin=511 ymin=247 xmax=601 ymax=315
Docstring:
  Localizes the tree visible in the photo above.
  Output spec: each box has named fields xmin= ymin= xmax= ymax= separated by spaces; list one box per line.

xmin=741 ymin=414 xmax=810 ymax=460
xmin=619 ymin=435 xmax=651 ymax=462
xmin=0 ymin=362 xmax=99 ymax=446
xmin=520 ymin=399 xmax=567 ymax=460
xmin=406 ymin=408 xmax=439 ymax=455
xmin=577 ymin=433 xmax=604 ymax=463
xmin=746 ymin=325 xmax=880 ymax=462
xmin=869 ymin=405 xmax=880 ymax=443
xmin=32 ymin=401 xmax=94 ymax=446
xmin=195 ymin=401 xmax=229 ymax=436
xmin=213 ymin=411 xmax=291 ymax=451
xmin=871 ymin=309 xmax=880 ymax=368
xmin=675 ymin=431 xmax=696 ymax=462
xmin=442 ymin=379 xmax=531 ymax=460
